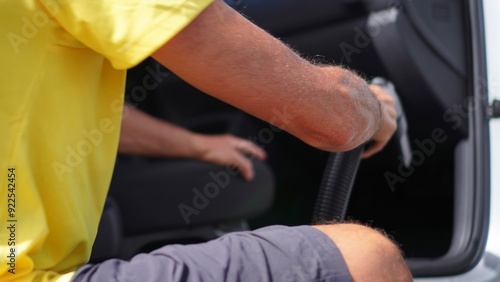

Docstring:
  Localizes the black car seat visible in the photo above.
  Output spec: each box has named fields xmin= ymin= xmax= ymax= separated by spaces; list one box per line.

xmin=90 ymin=56 xmax=275 ymax=262
xmin=91 ymin=158 xmax=274 ymax=261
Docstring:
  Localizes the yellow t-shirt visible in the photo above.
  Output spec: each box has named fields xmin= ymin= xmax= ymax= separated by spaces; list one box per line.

xmin=0 ymin=0 xmax=213 ymax=281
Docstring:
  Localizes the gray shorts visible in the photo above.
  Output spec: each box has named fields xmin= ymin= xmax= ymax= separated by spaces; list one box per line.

xmin=73 ymin=225 xmax=352 ymax=282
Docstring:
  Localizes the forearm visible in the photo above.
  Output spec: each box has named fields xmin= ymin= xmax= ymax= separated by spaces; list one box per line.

xmin=152 ymin=0 xmax=380 ymax=152
xmin=119 ymin=104 xmax=202 ymax=158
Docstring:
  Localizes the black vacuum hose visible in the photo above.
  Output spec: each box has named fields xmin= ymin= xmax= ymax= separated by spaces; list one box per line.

xmin=312 ymin=78 xmax=410 ymax=223
xmin=312 ymin=146 xmax=363 ymax=223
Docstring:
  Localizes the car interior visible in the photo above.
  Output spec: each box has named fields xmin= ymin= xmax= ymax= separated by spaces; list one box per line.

xmin=91 ymin=0 xmax=490 ymax=278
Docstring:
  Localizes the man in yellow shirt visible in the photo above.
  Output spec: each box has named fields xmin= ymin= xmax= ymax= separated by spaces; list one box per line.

xmin=0 ymin=0 xmax=411 ymax=281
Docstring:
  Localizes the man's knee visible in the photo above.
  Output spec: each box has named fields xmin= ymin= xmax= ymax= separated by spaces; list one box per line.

xmin=313 ymin=223 xmax=412 ymax=282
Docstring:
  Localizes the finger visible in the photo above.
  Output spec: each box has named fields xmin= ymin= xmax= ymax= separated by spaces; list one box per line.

xmin=239 ymin=143 xmax=266 ymax=160
xmin=370 ymin=85 xmax=396 ymax=106
xmin=231 ymin=153 xmax=255 ymax=181
xmin=361 ymin=141 xmax=385 ymax=159
xmin=231 ymin=138 xmax=267 ymax=160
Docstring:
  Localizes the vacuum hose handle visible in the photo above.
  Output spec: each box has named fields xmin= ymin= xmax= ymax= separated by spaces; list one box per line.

xmin=371 ymin=77 xmax=412 ymax=167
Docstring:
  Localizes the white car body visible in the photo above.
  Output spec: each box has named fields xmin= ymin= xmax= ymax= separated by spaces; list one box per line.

xmin=415 ymin=0 xmax=500 ymax=280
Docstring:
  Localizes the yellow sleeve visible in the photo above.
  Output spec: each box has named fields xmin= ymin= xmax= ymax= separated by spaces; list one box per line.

xmin=38 ymin=0 xmax=215 ymax=69
xmin=0 ymin=0 xmax=213 ymax=281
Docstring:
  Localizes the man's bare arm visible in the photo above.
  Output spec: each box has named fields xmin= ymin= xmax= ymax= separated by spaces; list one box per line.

xmin=153 ymin=0 xmax=393 ymax=153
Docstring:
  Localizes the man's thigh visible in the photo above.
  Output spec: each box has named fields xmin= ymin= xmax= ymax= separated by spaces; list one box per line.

xmin=73 ymin=225 xmax=352 ymax=282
